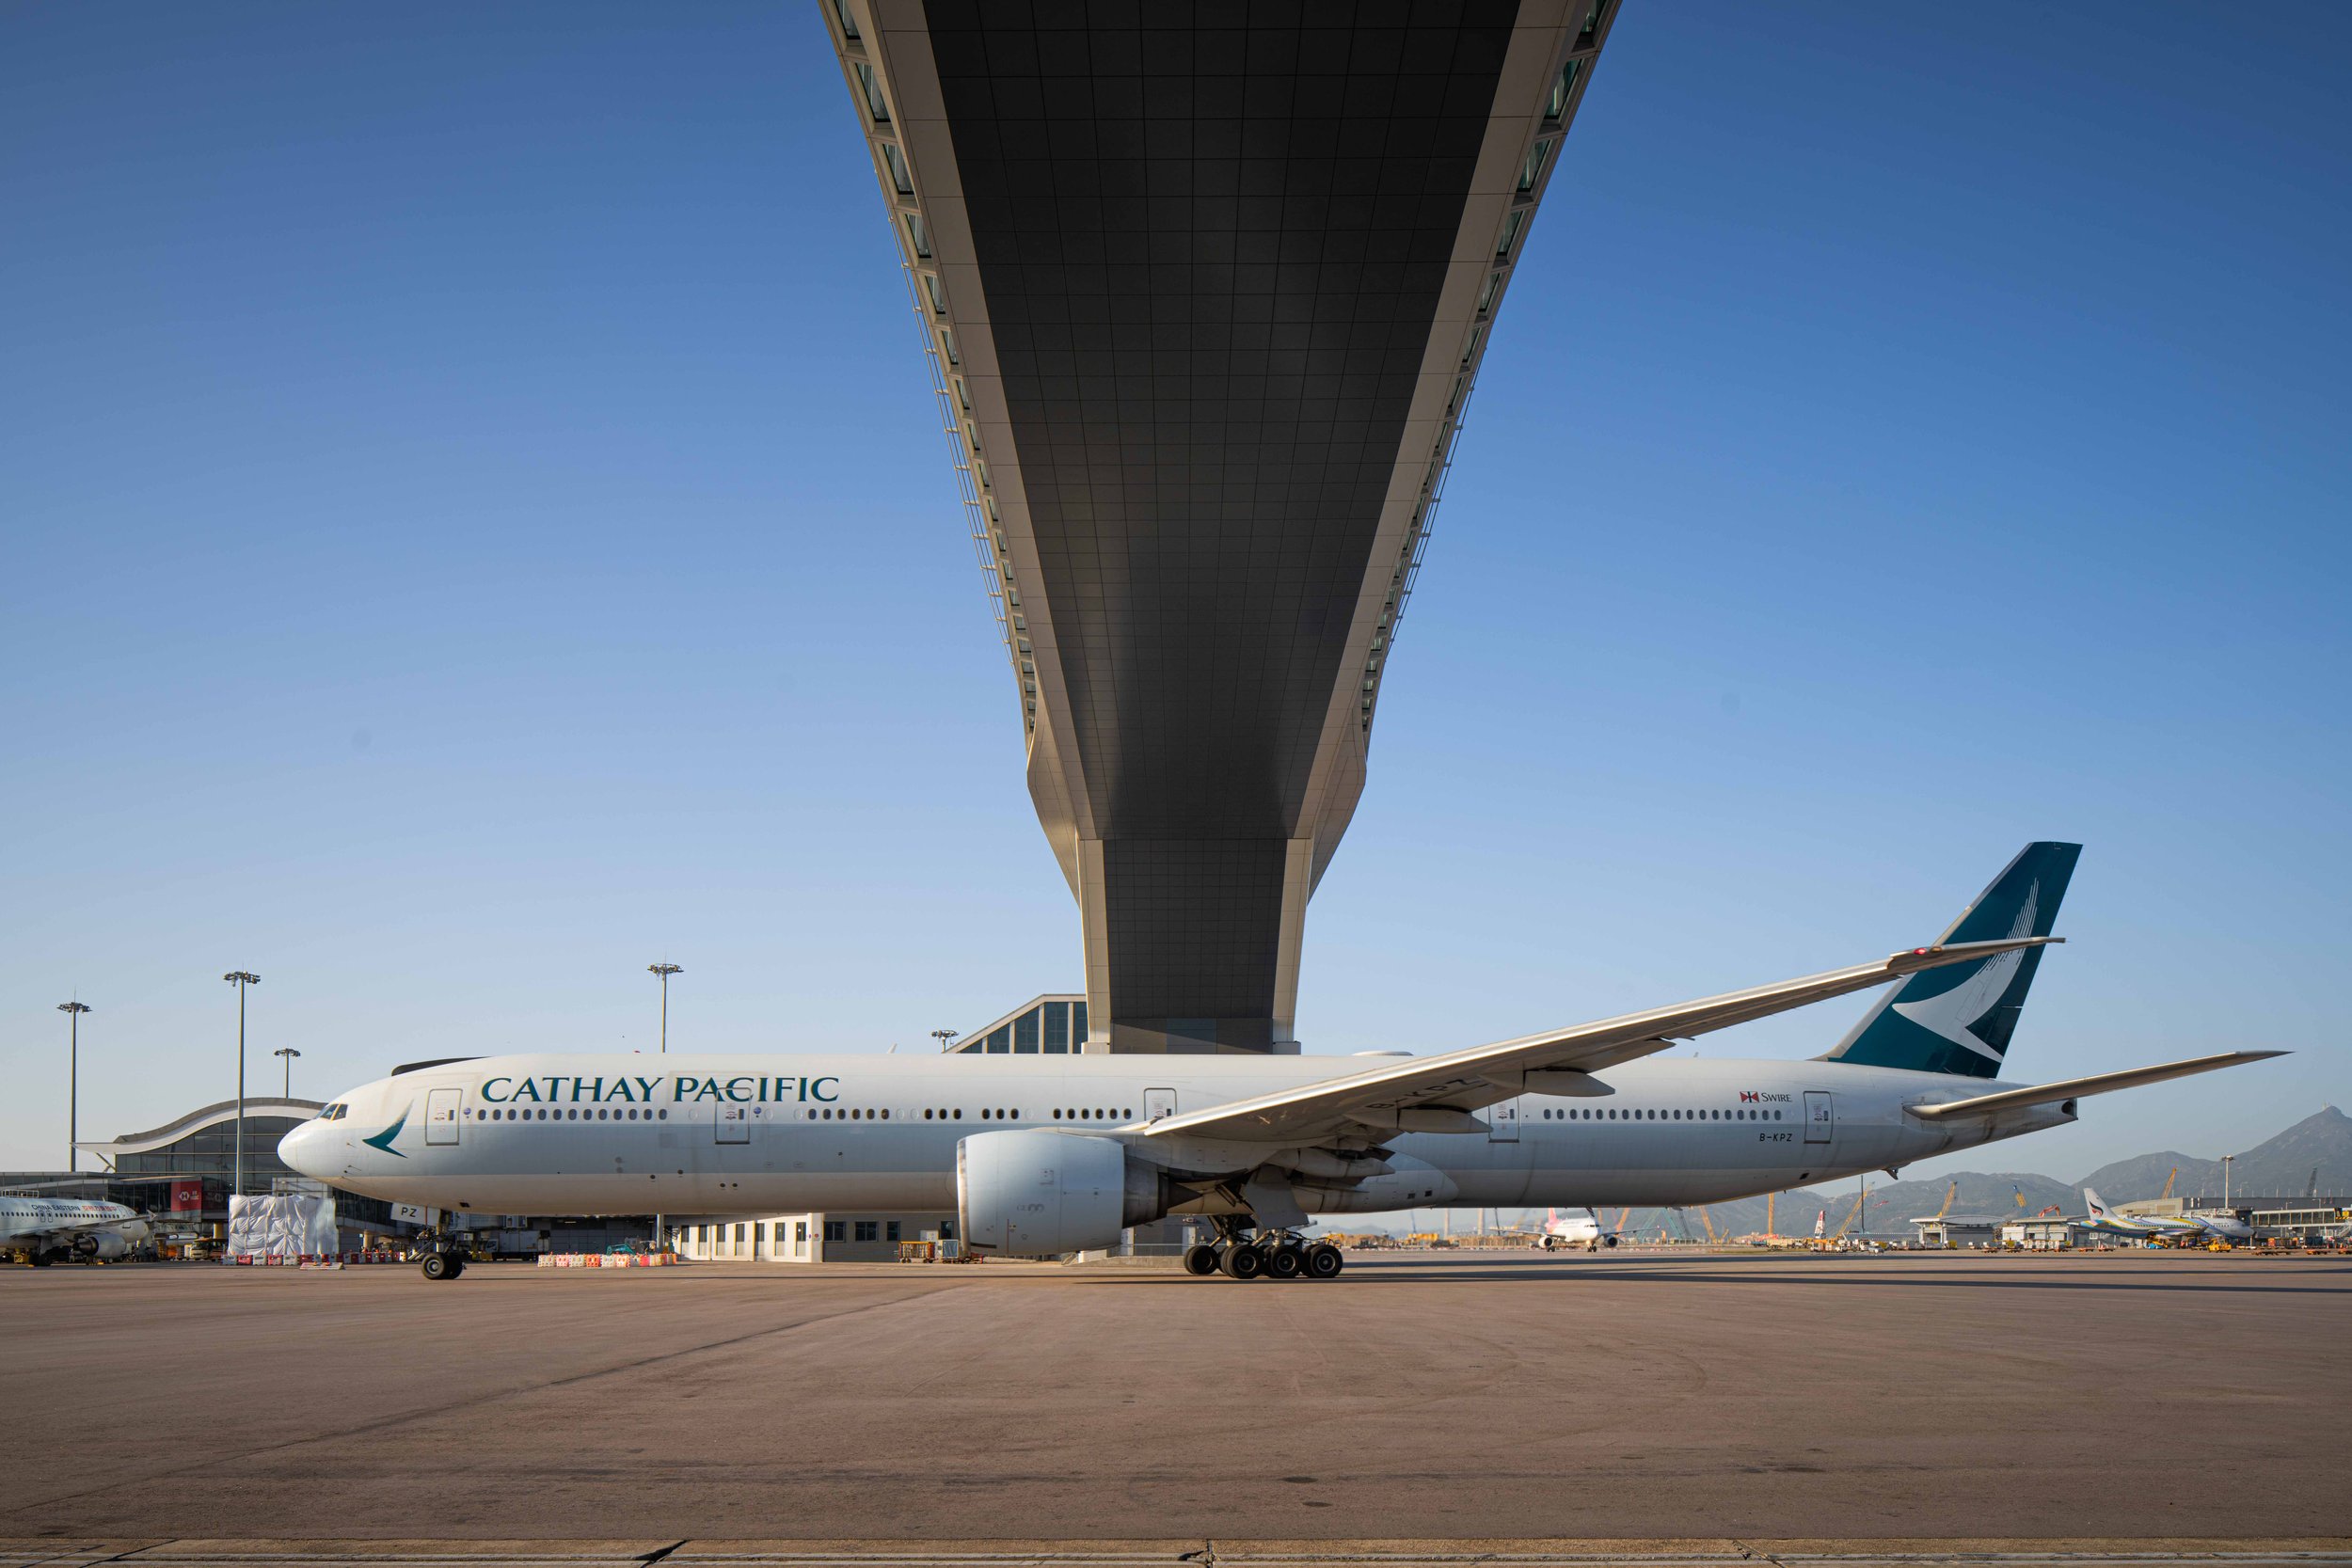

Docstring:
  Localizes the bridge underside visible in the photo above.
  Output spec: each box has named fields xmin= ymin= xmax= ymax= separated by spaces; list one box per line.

xmin=831 ymin=0 xmax=1615 ymax=1051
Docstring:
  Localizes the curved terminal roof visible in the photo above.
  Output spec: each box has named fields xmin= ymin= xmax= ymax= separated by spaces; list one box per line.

xmin=79 ymin=1098 xmax=323 ymax=1157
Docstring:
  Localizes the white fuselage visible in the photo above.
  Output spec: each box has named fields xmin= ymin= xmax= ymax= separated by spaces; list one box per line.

xmin=1 ymin=1197 xmax=143 ymax=1257
xmin=281 ymin=1052 xmax=2074 ymax=1222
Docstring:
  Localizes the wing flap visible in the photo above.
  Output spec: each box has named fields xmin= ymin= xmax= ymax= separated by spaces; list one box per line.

xmin=1907 ymin=1049 xmax=2284 ymax=1120
xmin=1146 ymin=937 xmax=2060 ymax=1145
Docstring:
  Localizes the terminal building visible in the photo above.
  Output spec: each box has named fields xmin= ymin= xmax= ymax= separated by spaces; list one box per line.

xmin=825 ymin=0 xmax=1619 ymax=1053
xmin=5 ymin=1100 xmax=650 ymax=1258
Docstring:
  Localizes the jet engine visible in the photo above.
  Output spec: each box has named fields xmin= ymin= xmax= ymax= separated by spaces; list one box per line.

xmin=72 ymin=1232 xmax=130 ymax=1261
xmin=957 ymin=1130 xmax=1165 ymax=1255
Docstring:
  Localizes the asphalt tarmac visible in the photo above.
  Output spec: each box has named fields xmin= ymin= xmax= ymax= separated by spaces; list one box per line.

xmin=4 ymin=1250 xmax=2346 ymax=1550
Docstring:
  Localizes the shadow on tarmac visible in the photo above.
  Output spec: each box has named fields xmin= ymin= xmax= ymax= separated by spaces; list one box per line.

xmin=1059 ymin=1257 xmax=2352 ymax=1293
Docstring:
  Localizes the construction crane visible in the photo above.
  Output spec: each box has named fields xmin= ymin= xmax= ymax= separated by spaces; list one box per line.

xmin=1695 ymin=1206 xmax=1720 ymax=1243
xmin=2160 ymin=1165 xmax=2179 ymax=1201
xmin=1829 ymin=1191 xmax=1867 ymax=1243
xmin=1933 ymin=1181 xmax=1959 ymax=1220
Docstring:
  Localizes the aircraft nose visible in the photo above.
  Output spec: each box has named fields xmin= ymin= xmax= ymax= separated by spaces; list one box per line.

xmin=278 ymin=1120 xmax=326 ymax=1178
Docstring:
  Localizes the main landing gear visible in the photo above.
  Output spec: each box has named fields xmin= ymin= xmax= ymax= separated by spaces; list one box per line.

xmin=1182 ymin=1227 xmax=1344 ymax=1282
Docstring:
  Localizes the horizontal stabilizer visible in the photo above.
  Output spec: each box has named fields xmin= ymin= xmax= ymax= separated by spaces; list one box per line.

xmin=1907 ymin=1050 xmax=2285 ymax=1120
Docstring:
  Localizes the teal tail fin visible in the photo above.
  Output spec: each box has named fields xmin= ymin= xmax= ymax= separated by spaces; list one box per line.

xmin=1819 ymin=841 xmax=2081 ymax=1079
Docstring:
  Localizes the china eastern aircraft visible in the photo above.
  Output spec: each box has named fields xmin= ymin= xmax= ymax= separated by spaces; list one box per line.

xmin=283 ymin=843 xmax=2280 ymax=1281
xmin=2 ymin=1196 xmax=149 ymax=1266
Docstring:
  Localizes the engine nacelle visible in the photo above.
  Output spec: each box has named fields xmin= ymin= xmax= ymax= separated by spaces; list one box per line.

xmin=73 ymin=1232 xmax=130 ymax=1261
xmin=957 ymin=1131 xmax=1161 ymax=1256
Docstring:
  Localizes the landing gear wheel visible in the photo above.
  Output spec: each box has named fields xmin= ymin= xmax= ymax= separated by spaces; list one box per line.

xmin=1182 ymin=1243 xmax=1221 ymax=1276
xmin=1265 ymin=1245 xmax=1305 ymax=1280
xmin=29 ymin=1250 xmax=54 ymax=1267
xmin=1304 ymin=1243 xmax=1344 ymax=1279
xmin=446 ymin=1256 xmax=466 ymax=1278
xmin=1220 ymin=1243 xmax=1266 ymax=1280
xmin=420 ymin=1252 xmax=453 ymax=1281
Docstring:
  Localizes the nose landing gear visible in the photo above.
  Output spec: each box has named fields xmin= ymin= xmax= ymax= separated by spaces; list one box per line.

xmin=415 ymin=1230 xmax=469 ymax=1281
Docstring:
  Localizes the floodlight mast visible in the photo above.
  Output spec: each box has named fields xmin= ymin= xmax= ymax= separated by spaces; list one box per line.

xmin=646 ymin=961 xmax=684 ymax=1252
xmin=57 ymin=1001 xmax=91 ymax=1172
xmin=648 ymin=962 xmax=684 ymax=1053
xmin=223 ymin=972 xmax=261 ymax=1200
xmin=930 ymin=1029 xmax=959 ymax=1053
xmin=275 ymin=1046 xmax=302 ymax=1098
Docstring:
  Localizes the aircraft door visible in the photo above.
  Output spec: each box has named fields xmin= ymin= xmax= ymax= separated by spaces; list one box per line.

xmin=424 ymin=1088 xmax=461 ymax=1146
xmin=716 ymin=1104 xmax=751 ymax=1144
xmin=1804 ymin=1090 xmax=1833 ymax=1144
xmin=1143 ymin=1087 xmax=1178 ymax=1123
xmin=1487 ymin=1097 xmax=1521 ymax=1143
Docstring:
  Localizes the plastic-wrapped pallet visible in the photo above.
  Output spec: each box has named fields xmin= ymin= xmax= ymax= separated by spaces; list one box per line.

xmin=228 ymin=1194 xmax=336 ymax=1259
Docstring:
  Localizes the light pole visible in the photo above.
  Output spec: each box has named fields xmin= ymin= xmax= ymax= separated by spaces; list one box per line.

xmin=647 ymin=963 xmax=683 ymax=1053
xmin=2222 ymin=1154 xmax=2233 ymax=1211
xmin=223 ymin=972 xmax=261 ymax=1200
xmin=645 ymin=962 xmax=683 ymax=1252
xmin=930 ymin=1029 xmax=959 ymax=1053
xmin=275 ymin=1046 xmax=302 ymax=1099
xmin=57 ymin=1002 xmax=90 ymax=1172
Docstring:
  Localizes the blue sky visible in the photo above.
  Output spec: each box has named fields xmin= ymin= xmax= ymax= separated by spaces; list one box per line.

xmin=4 ymin=4 xmax=2344 ymax=1181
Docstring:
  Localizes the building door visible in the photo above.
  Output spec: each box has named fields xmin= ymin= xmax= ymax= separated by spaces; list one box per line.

xmin=1487 ymin=1096 xmax=1521 ymax=1143
xmin=1804 ymin=1090 xmax=1833 ymax=1144
xmin=1144 ymin=1087 xmax=1178 ymax=1123
xmin=716 ymin=1104 xmax=751 ymax=1144
xmin=424 ymin=1087 xmax=462 ymax=1146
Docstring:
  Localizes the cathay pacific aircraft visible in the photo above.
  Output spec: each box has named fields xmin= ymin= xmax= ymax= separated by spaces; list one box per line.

xmin=282 ymin=844 xmax=2280 ymax=1281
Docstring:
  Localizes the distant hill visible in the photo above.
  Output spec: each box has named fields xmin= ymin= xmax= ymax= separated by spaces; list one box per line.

xmin=2213 ymin=1105 xmax=2352 ymax=1201
xmin=1425 ymin=1105 xmax=2352 ymax=1241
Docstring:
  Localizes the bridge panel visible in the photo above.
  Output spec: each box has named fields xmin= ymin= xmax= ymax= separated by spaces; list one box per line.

xmin=830 ymin=0 xmax=1618 ymax=1051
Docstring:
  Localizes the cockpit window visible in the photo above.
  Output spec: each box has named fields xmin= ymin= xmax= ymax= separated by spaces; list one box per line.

xmin=318 ymin=1103 xmax=347 ymax=1120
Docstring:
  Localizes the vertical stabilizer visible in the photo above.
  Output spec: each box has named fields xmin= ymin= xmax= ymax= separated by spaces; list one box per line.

xmin=1819 ymin=842 xmax=2081 ymax=1078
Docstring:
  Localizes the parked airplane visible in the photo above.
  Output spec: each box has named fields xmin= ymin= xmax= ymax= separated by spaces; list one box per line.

xmin=1538 ymin=1208 xmax=1613 ymax=1250
xmin=2 ymin=1196 xmax=149 ymax=1266
xmin=2183 ymin=1210 xmax=2256 ymax=1243
xmin=2077 ymin=1187 xmax=2249 ymax=1243
xmin=282 ymin=843 xmax=2282 ymax=1281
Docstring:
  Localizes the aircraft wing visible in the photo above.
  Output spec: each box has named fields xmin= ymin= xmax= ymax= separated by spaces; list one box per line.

xmin=1906 ymin=1050 xmax=2284 ymax=1120
xmin=1143 ymin=937 xmax=2059 ymax=1147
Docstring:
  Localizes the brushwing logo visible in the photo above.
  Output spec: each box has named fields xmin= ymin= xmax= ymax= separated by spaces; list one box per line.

xmin=362 ymin=1103 xmax=412 ymax=1158
xmin=1890 ymin=879 xmax=2040 ymax=1065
